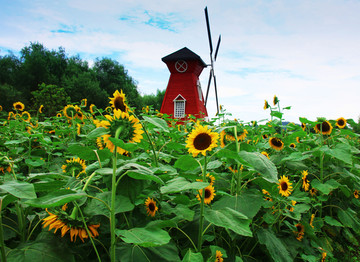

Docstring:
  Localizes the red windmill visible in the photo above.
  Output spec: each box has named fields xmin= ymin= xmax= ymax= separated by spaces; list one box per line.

xmin=160 ymin=47 xmax=208 ymax=119
xmin=160 ymin=7 xmax=221 ymax=120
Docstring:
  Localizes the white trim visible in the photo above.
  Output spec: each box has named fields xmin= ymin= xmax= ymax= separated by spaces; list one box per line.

xmin=173 ymin=94 xmax=186 ymax=118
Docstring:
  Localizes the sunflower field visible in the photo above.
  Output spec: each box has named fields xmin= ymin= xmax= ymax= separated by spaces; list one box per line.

xmin=0 ymin=93 xmax=360 ymax=262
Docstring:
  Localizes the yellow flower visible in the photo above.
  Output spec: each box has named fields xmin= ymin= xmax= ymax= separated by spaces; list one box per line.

xmin=63 ymin=105 xmax=77 ymax=119
xmin=13 ymin=102 xmax=25 ymax=111
xmin=39 ymin=105 xmax=44 ymax=114
xmin=301 ymin=170 xmax=310 ymax=191
xmin=314 ymin=121 xmax=333 ymax=135
xmin=196 ymin=184 xmax=216 ymax=204
xmin=264 ymin=100 xmax=270 ymax=110
xmin=145 ymin=197 xmax=158 ymax=217
xmin=89 ymin=104 xmax=96 ymax=114
xmin=21 ymin=111 xmax=31 ymax=122
xmin=289 ymin=143 xmax=296 ymax=148
xmin=273 ymin=95 xmax=279 ymax=106
xmin=186 ymin=124 xmax=219 ymax=157
xmin=269 ymin=137 xmax=284 ymax=151
xmin=289 ymin=200 xmax=296 ymax=212
xmin=309 ymin=188 xmax=317 ymax=197
xmin=336 ymin=117 xmax=346 ymax=129
xmin=81 ymin=98 xmax=87 ymax=107
xmin=278 ymin=175 xmax=293 ymax=197
xmin=100 ymin=110 xmax=143 ymax=155
xmin=109 ymin=90 xmax=129 ymax=113
xmin=61 ymin=158 xmax=86 ymax=178
xmin=42 ymin=209 xmax=100 ymax=242
xmin=310 ymin=214 xmax=315 ymax=228
xmin=0 ymin=105 xmax=2 ymax=111
xmin=56 ymin=113 xmax=62 ymax=118
xmin=301 ymin=123 xmax=306 ymax=131
xmin=354 ymin=190 xmax=359 ymax=199
xmin=215 ymin=250 xmax=223 ymax=262
xmin=261 ymin=151 xmax=270 ymax=159
xmin=294 ymin=223 xmax=304 ymax=241
xmin=321 ymin=252 xmax=327 ymax=262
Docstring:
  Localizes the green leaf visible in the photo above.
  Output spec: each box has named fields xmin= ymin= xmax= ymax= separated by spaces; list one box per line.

xmin=207 ymin=160 xmax=222 ymax=170
xmin=270 ymin=111 xmax=283 ymax=119
xmin=67 ymin=144 xmax=99 ymax=161
xmin=204 ymin=207 xmax=252 ymax=237
xmin=320 ymin=144 xmax=352 ymax=165
xmin=256 ymin=228 xmax=292 ymax=262
xmin=84 ymin=192 xmax=134 ymax=216
xmin=0 ymin=180 xmax=36 ymax=199
xmin=174 ymin=155 xmax=199 ymax=171
xmin=324 ymin=216 xmax=343 ymax=227
xmin=108 ymin=137 xmax=138 ymax=152
xmin=25 ymin=158 xmax=45 ymax=167
xmin=212 ymin=190 xmax=263 ymax=219
xmin=311 ymin=179 xmax=340 ymax=195
xmin=160 ymin=177 xmax=208 ymax=194
xmin=239 ymin=151 xmax=278 ymax=183
xmin=115 ymin=226 xmax=171 ymax=247
xmin=6 ymin=239 xmax=75 ymax=262
xmin=86 ymin=127 xmax=108 ymax=139
xmin=182 ymin=249 xmax=203 ymax=262
xmin=25 ymin=189 xmax=86 ymax=208
xmin=143 ymin=116 xmax=170 ymax=133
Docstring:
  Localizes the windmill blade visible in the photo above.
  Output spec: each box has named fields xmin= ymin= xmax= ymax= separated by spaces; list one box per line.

xmin=214 ymin=35 xmax=221 ymax=61
xmin=204 ymin=7 xmax=213 ymax=55
xmin=213 ymin=73 xmax=220 ymax=114
xmin=204 ymin=69 xmax=213 ymax=106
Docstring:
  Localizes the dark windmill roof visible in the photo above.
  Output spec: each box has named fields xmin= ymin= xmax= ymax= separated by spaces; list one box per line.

xmin=162 ymin=47 xmax=207 ymax=67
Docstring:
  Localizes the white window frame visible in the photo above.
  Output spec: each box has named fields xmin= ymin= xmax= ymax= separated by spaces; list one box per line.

xmin=173 ymin=94 xmax=186 ymax=118
xmin=197 ymin=80 xmax=203 ymax=101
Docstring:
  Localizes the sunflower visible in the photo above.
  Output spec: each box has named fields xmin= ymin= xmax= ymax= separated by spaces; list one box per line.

xmin=310 ymin=214 xmax=315 ymax=228
xmin=0 ymin=105 xmax=2 ymax=111
xmin=301 ymin=170 xmax=310 ymax=191
xmin=278 ymin=175 xmax=293 ymax=197
xmin=7 ymin=112 xmax=15 ymax=120
xmin=100 ymin=110 xmax=143 ymax=155
xmin=301 ymin=123 xmax=306 ymax=131
xmin=314 ymin=121 xmax=333 ymax=135
xmin=74 ymin=106 xmax=84 ymax=121
xmin=196 ymin=184 xmax=216 ymax=204
xmin=261 ymin=151 xmax=270 ymax=159
xmin=186 ymin=124 xmax=219 ymax=157
xmin=354 ymin=190 xmax=359 ymax=199
xmin=145 ymin=197 xmax=158 ymax=217
xmin=77 ymin=124 xmax=82 ymax=135
xmin=262 ymin=134 xmax=268 ymax=139
xmin=13 ymin=102 xmax=25 ymax=111
xmin=109 ymin=90 xmax=129 ymax=113
xmin=56 ymin=113 xmax=62 ymax=118
xmin=63 ymin=105 xmax=77 ymax=119
xmin=61 ymin=158 xmax=86 ymax=178
xmin=215 ymin=250 xmax=223 ymax=262
xmin=269 ymin=137 xmax=284 ymax=151
xmin=39 ymin=105 xmax=44 ymax=114
xmin=264 ymin=100 xmax=270 ymax=110
xmin=89 ymin=104 xmax=96 ymax=114
xmin=42 ymin=209 xmax=100 ymax=242
xmin=321 ymin=252 xmax=327 ymax=262
xmin=309 ymin=188 xmax=317 ymax=197
xmin=262 ymin=189 xmax=272 ymax=201
xmin=289 ymin=143 xmax=296 ymax=148
xmin=21 ymin=111 xmax=31 ymax=122
xmin=273 ymin=95 xmax=279 ymax=106
xmin=294 ymin=223 xmax=304 ymax=241
xmin=81 ymin=98 xmax=87 ymax=107
xmin=336 ymin=117 xmax=346 ymax=129
xmin=289 ymin=200 xmax=297 ymax=212
xmin=296 ymin=137 xmax=301 ymax=143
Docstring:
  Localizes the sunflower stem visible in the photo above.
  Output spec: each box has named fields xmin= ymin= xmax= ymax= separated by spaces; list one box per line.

xmin=233 ymin=126 xmax=242 ymax=195
xmin=0 ymin=200 xmax=7 ymax=262
xmin=110 ymin=126 xmax=122 ymax=262
xmin=82 ymin=172 xmax=97 ymax=192
xmin=140 ymin=120 xmax=158 ymax=167
xmin=74 ymin=202 xmax=102 ymax=262
xmin=197 ymin=155 xmax=207 ymax=252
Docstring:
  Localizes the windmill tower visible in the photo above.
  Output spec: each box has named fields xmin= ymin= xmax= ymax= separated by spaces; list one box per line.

xmin=160 ymin=47 xmax=208 ymax=119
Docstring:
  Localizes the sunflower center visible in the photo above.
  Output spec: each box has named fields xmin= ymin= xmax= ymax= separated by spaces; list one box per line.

xmin=193 ymin=133 xmax=212 ymax=150
xmin=321 ymin=122 xmax=330 ymax=132
xmin=205 ymin=188 xmax=211 ymax=199
xmin=281 ymin=182 xmax=288 ymax=191
xmin=296 ymin=225 xmax=303 ymax=232
xmin=16 ymin=105 xmax=22 ymax=109
xmin=114 ymin=97 xmax=126 ymax=112
xmin=148 ymin=202 xmax=155 ymax=211
xmin=272 ymin=138 xmax=283 ymax=147
xmin=337 ymin=119 xmax=344 ymax=126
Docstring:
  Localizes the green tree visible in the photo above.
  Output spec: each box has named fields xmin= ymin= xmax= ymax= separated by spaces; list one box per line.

xmin=31 ymin=83 xmax=70 ymax=115
xmin=141 ymin=89 xmax=165 ymax=111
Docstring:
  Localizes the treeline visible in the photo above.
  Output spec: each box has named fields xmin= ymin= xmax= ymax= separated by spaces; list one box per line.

xmin=0 ymin=42 xmax=164 ymax=115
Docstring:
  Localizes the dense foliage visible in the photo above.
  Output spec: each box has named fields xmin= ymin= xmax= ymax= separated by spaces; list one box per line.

xmin=0 ymin=94 xmax=360 ymax=262
xmin=0 ymin=43 xmax=165 ymax=113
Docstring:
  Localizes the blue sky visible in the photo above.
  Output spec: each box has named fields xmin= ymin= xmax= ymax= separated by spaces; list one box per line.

xmin=1 ymin=0 xmax=360 ymax=123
